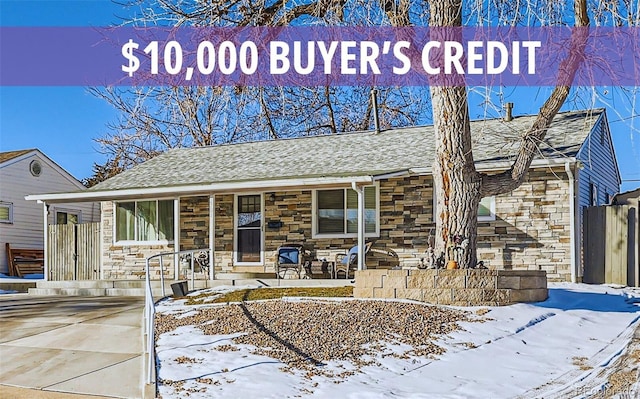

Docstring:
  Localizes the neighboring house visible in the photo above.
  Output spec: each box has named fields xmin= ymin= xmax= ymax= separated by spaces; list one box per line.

xmin=27 ymin=109 xmax=620 ymax=282
xmin=0 ymin=149 xmax=100 ymax=275
xmin=613 ymin=187 xmax=640 ymax=207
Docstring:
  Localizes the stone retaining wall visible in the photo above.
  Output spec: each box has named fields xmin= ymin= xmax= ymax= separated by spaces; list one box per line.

xmin=354 ymin=269 xmax=548 ymax=306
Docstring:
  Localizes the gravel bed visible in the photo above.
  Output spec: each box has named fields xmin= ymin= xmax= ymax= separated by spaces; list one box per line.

xmin=156 ymin=299 xmax=469 ymax=377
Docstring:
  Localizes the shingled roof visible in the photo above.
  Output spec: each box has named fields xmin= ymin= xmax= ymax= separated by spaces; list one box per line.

xmin=0 ymin=149 xmax=36 ymax=164
xmin=90 ymin=109 xmax=604 ymax=192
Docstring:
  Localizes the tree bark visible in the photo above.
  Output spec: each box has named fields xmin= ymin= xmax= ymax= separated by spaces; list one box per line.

xmin=429 ymin=0 xmax=482 ymax=268
xmin=430 ymin=85 xmax=482 ymax=268
xmin=481 ymin=0 xmax=590 ymax=196
xmin=429 ymin=0 xmax=589 ymax=268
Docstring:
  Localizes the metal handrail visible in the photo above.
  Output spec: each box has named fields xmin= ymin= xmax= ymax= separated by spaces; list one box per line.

xmin=143 ymin=248 xmax=212 ymax=385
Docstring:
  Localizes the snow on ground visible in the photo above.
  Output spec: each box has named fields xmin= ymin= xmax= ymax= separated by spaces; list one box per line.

xmin=0 ymin=273 xmax=44 ymax=280
xmin=155 ymin=283 xmax=640 ymax=399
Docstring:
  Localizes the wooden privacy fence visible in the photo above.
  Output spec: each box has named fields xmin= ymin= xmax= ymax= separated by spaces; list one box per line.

xmin=47 ymin=222 xmax=101 ymax=280
xmin=583 ymin=205 xmax=638 ymax=287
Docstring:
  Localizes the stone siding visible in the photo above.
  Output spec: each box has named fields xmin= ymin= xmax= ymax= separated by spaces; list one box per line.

xmin=213 ymin=194 xmax=234 ymax=272
xmin=354 ymin=269 xmax=548 ymax=306
xmin=378 ymin=175 xmax=434 ymax=248
xmin=100 ymin=168 xmax=572 ymax=281
xmin=180 ymin=196 xmax=209 ymax=250
xmin=374 ymin=170 xmax=572 ymax=281
xmin=101 ymin=201 xmax=174 ymax=280
xmin=477 ymin=169 xmax=572 ymax=281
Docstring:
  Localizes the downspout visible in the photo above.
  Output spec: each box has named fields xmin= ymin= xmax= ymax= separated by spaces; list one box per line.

xmin=565 ymin=162 xmax=577 ymax=283
xmin=40 ymin=200 xmax=48 ymax=281
xmin=351 ymin=182 xmax=365 ymax=271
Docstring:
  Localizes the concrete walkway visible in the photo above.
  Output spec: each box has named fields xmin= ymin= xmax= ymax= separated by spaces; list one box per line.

xmin=0 ymin=295 xmax=145 ymax=399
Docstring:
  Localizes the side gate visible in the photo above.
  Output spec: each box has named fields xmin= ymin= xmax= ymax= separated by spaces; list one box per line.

xmin=583 ymin=205 xmax=638 ymax=287
xmin=47 ymin=222 xmax=101 ymax=281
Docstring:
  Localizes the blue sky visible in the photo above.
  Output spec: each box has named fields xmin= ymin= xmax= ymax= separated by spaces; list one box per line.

xmin=0 ymin=0 xmax=129 ymax=179
xmin=1 ymin=0 xmax=639 ymax=192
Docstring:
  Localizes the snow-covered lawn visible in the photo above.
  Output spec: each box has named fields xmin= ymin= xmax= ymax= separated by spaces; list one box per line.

xmin=155 ymin=283 xmax=640 ymax=398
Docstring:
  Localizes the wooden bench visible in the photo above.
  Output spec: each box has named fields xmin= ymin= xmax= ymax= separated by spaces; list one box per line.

xmin=6 ymin=243 xmax=44 ymax=278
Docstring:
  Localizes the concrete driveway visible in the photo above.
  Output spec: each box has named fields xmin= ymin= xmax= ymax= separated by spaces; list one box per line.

xmin=0 ymin=295 xmax=145 ymax=399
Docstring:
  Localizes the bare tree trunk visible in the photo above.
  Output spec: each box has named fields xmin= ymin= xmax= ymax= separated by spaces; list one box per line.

xmin=429 ymin=0 xmax=482 ymax=268
xmin=429 ymin=0 xmax=589 ymax=268
xmin=430 ymin=86 xmax=482 ymax=268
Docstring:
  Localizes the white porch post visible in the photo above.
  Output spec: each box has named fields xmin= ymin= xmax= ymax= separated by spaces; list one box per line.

xmin=209 ymin=194 xmax=215 ymax=281
xmin=41 ymin=201 xmax=48 ymax=281
xmin=352 ymin=182 xmax=365 ymax=271
xmin=174 ymin=198 xmax=180 ymax=280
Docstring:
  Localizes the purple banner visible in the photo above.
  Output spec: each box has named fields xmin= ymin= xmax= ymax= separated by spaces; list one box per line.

xmin=0 ymin=27 xmax=638 ymax=86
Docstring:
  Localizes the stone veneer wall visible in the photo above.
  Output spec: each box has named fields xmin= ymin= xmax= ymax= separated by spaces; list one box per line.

xmin=100 ymin=167 xmax=572 ymax=280
xmin=180 ymin=196 xmax=209 ymax=251
xmin=213 ymin=189 xmax=409 ymax=273
xmin=354 ymin=269 xmax=548 ymax=306
xmin=101 ymin=201 xmax=174 ymax=280
xmin=477 ymin=169 xmax=572 ymax=281
xmin=376 ymin=169 xmax=572 ymax=281
xmin=102 ymin=196 xmax=211 ymax=279
xmin=213 ymin=194 xmax=234 ymax=273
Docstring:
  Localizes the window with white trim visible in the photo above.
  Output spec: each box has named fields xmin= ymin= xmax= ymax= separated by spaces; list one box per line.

xmin=477 ymin=196 xmax=496 ymax=221
xmin=314 ymin=186 xmax=378 ymax=237
xmin=0 ymin=202 xmax=13 ymax=224
xmin=115 ymin=199 xmax=174 ymax=242
xmin=432 ymin=193 xmax=496 ymax=222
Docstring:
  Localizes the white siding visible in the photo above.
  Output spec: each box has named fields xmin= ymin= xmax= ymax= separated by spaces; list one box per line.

xmin=0 ymin=152 xmax=100 ymax=274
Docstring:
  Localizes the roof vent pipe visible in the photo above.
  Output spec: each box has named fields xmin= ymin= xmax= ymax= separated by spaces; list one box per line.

xmin=505 ymin=102 xmax=514 ymax=122
xmin=371 ymin=89 xmax=380 ymax=134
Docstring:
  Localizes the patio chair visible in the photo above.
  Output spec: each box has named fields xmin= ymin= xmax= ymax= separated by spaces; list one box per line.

xmin=276 ymin=245 xmax=310 ymax=279
xmin=334 ymin=242 xmax=373 ymax=279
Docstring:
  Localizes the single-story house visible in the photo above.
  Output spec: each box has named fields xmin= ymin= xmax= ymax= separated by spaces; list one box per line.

xmin=0 ymin=149 xmax=100 ymax=275
xmin=27 ymin=109 xmax=620 ymax=282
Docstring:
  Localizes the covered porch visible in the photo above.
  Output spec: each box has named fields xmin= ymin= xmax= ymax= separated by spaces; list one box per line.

xmin=28 ymin=173 xmax=416 ymax=282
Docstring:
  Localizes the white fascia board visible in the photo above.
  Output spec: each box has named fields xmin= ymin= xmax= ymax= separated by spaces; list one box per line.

xmin=372 ymin=170 xmax=411 ymax=180
xmin=25 ymin=175 xmax=375 ymax=203
xmin=410 ymin=157 xmax=577 ymax=175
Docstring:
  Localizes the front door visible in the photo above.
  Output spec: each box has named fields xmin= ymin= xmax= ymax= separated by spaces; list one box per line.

xmin=235 ymin=194 xmax=262 ymax=264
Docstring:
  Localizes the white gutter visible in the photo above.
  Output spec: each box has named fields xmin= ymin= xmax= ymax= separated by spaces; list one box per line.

xmin=372 ymin=170 xmax=411 ymax=180
xmin=25 ymin=175 xmax=375 ymax=203
xmin=351 ymin=181 xmax=366 ymax=272
xmin=411 ymin=157 xmax=578 ymax=175
xmin=565 ymin=161 xmax=577 ymax=283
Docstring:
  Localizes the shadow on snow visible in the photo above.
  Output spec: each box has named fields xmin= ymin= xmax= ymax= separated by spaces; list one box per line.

xmin=534 ymin=287 xmax=640 ymax=313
